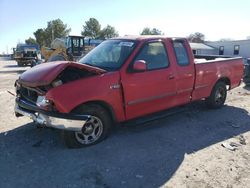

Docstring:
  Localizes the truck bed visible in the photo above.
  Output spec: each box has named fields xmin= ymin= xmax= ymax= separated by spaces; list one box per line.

xmin=192 ymin=57 xmax=243 ymax=100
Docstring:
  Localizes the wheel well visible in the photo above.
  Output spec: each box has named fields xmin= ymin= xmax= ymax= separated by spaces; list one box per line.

xmin=73 ymin=101 xmax=117 ymax=123
xmin=217 ymin=77 xmax=231 ymax=89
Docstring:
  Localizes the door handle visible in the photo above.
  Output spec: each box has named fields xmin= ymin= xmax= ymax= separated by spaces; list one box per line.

xmin=168 ymin=75 xmax=175 ymax=80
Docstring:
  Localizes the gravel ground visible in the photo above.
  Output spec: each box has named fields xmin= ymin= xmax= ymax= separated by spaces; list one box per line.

xmin=0 ymin=59 xmax=250 ymax=188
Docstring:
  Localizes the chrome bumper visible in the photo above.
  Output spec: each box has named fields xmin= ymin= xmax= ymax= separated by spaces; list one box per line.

xmin=15 ymin=104 xmax=89 ymax=132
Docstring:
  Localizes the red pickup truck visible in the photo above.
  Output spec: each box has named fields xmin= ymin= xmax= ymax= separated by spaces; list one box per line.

xmin=15 ymin=36 xmax=243 ymax=148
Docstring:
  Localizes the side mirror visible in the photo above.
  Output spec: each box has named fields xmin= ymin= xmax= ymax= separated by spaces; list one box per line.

xmin=133 ymin=60 xmax=147 ymax=72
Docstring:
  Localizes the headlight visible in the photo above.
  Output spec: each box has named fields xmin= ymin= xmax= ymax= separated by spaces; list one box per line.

xmin=15 ymin=80 xmax=20 ymax=89
xmin=36 ymin=96 xmax=51 ymax=108
xmin=52 ymin=80 xmax=63 ymax=87
xmin=15 ymin=80 xmax=21 ymax=93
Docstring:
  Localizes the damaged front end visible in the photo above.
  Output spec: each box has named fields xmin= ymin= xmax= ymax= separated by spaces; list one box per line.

xmin=14 ymin=61 xmax=105 ymax=131
xmin=15 ymin=97 xmax=90 ymax=131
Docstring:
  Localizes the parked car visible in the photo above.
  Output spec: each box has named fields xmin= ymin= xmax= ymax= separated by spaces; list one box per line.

xmin=14 ymin=44 xmax=41 ymax=66
xmin=14 ymin=36 xmax=244 ymax=148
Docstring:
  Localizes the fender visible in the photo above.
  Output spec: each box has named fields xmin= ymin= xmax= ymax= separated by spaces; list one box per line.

xmin=46 ymin=71 xmax=126 ymax=122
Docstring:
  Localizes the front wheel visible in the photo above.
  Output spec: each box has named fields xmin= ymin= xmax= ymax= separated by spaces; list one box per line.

xmin=205 ymin=81 xmax=227 ymax=109
xmin=62 ymin=104 xmax=112 ymax=148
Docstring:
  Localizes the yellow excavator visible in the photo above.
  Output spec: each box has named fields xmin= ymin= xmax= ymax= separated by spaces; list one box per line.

xmin=41 ymin=35 xmax=94 ymax=62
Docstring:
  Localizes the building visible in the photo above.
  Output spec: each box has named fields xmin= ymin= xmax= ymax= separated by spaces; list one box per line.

xmin=205 ymin=40 xmax=250 ymax=59
xmin=189 ymin=43 xmax=217 ymax=55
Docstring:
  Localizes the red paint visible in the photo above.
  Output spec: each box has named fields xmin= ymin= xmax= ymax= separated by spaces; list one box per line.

xmin=18 ymin=36 xmax=244 ymax=123
xmin=19 ymin=61 xmax=106 ymax=87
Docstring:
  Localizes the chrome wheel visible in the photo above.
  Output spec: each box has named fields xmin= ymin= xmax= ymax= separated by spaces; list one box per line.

xmin=75 ymin=116 xmax=103 ymax=145
xmin=63 ymin=104 xmax=111 ymax=148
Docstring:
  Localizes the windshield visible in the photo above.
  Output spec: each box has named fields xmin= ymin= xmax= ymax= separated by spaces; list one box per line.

xmin=17 ymin=45 xmax=39 ymax=51
xmin=79 ymin=40 xmax=136 ymax=71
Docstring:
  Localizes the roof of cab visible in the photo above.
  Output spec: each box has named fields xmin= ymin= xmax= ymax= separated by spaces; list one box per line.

xmin=112 ymin=35 xmax=186 ymax=41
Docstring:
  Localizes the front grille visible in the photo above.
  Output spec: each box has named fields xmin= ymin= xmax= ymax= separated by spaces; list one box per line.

xmin=23 ymin=51 xmax=37 ymax=58
xmin=18 ymin=86 xmax=38 ymax=104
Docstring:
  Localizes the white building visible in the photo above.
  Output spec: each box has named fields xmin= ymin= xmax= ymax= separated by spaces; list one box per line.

xmin=205 ymin=40 xmax=250 ymax=59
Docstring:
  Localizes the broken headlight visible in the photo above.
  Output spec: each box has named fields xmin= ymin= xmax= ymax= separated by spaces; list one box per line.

xmin=36 ymin=96 xmax=51 ymax=108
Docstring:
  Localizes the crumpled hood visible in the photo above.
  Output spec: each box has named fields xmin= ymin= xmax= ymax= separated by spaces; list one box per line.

xmin=18 ymin=61 xmax=106 ymax=87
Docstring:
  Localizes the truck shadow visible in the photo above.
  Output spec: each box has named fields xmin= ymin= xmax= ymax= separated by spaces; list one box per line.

xmin=0 ymin=103 xmax=250 ymax=188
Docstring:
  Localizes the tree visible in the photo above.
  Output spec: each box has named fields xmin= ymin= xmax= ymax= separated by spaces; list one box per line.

xmin=99 ymin=25 xmax=119 ymax=39
xmin=34 ymin=28 xmax=47 ymax=47
xmin=25 ymin=37 xmax=37 ymax=45
xmin=140 ymin=27 xmax=163 ymax=35
xmin=141 ymin=27 xmax=151 ymax=35
xmin=187 ymin=32 xmax=205 ymax=43
xmin=81 ymin=18 xmax=101 ymax=38
xmin=45 ymin=19 xmax=71 ymax=45
xmin=34 ymin=19 xmax=71 ymax=47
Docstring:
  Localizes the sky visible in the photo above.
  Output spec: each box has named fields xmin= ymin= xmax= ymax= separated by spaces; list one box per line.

xmin=0 ymin=0 xmax=250 ymax=54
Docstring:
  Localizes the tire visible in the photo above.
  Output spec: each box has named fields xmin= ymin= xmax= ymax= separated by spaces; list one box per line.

xmin=62 ymin=104 xmax=112 ymax=148
xmin=17 ymin=61 xmax=22 ymax=66
xmin=205 ymin=81 xmax=227 ymax=109
xmin=30 ymin=60 xmax=36 ymax=67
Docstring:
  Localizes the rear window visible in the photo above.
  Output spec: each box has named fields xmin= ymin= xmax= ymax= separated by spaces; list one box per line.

xmin=173 ymin=41 xmax=190 ymax=66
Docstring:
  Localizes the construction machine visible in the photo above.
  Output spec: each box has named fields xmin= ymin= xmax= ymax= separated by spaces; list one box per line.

xmin=41 ymin=35 xmax=93 ymax=62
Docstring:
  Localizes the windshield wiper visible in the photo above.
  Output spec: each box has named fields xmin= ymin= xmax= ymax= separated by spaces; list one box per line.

xmin=82 ymin=62 xmax=110 ymax=71
xmin=83 ymin=62 xmax=92 ymax=66
xmin=96 ymin=65 xmax=115 ymax=71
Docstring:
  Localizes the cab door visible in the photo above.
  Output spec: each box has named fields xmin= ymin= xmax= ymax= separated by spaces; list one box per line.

xmin=171 ymin=39 xmax=195 ymax=105
xmin=121 ymin=40 xmax=177 ymax=120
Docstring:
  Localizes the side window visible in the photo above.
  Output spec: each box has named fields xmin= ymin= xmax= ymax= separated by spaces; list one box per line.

xmin=173 ymin=41 xmax=190 ymax=66
xmin=134 ymin=42 xmax=169 ymax=70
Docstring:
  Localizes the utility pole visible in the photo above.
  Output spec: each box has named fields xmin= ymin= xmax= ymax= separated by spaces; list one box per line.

xmin=52 ymin=26 xmax=54 ymax=42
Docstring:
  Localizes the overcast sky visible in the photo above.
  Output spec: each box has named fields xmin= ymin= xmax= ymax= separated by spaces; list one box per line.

xmin=0 ymin=0 xmax=250 ymax=53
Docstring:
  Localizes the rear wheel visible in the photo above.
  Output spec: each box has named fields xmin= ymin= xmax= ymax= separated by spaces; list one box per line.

xmin=17 ymin=61 xmax=22 ymax=66
xmin=62 ymin=104 xmax=112 ymax=148
xmin=205 ymin=81 xmax=227 ymax=109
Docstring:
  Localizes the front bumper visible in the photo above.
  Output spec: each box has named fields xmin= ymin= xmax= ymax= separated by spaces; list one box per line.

xmin=15 ymin=98 xmax=90 ymax=132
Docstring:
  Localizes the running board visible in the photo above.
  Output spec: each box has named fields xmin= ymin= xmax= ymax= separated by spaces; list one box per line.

xmin=121 ymin=106 xmax=189 ymax=127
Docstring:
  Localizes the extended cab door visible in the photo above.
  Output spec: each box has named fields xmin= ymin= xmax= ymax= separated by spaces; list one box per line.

xmin=171 ymin=39 xmax=195 ymax=105
xmin=121 ymin=40 xmax=177 ymax=120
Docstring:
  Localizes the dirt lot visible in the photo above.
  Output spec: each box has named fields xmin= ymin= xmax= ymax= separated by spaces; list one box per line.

xmin=0 ymin=58 xmax=250 ymax=188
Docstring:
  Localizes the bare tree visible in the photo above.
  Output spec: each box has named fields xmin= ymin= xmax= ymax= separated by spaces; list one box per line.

xmin=188 ymin=32 xmax=205 ymax=43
